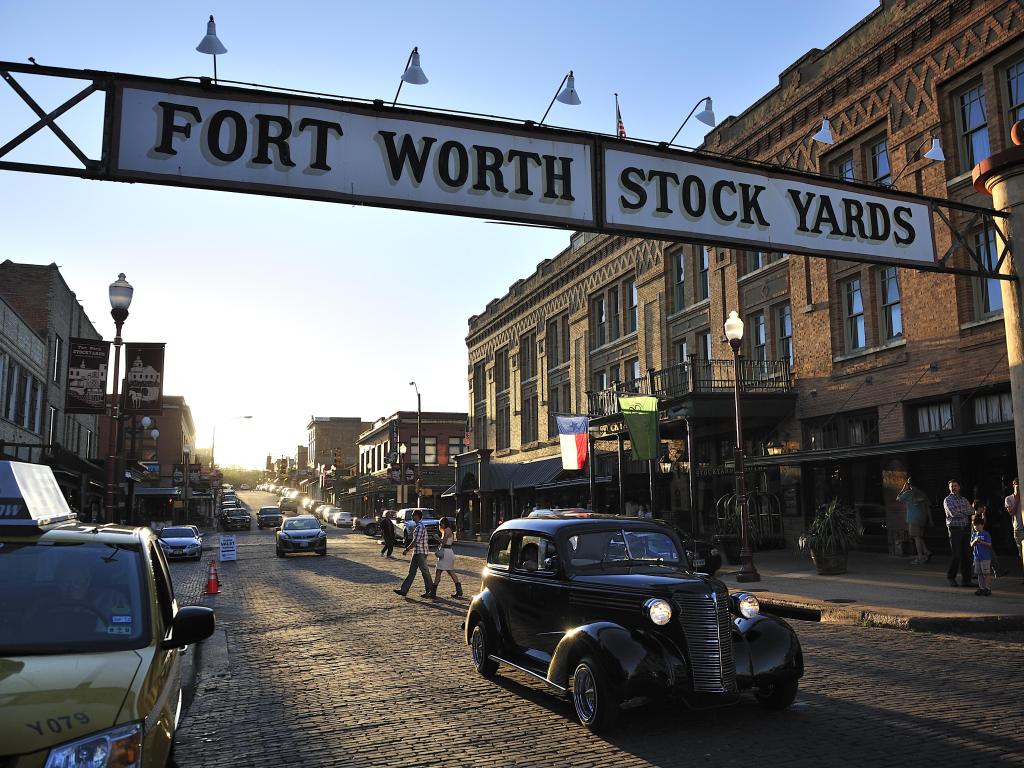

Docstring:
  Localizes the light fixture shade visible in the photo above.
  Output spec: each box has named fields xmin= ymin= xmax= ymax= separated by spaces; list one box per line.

xmin=812 ymin=117 xmax=834 ymax=145
xmin=556 ymin=71 xmax=581 ymax=106
xmin=150 ymin=429 xmax=160 ymax=440
xmin=924 ymin=136 xmax=945 ymax=161
xmin=109 ymin=273 xmax=133 ymax=311
xmin=196 ymin=15 xmax=227 ymax=55
xmin=724 ymin=310 xmax=744 ymax=341
xmin=401 ymin=47 xmax=428 ymax=85
xmin=696 ymin=97 xmax=716 ymax=127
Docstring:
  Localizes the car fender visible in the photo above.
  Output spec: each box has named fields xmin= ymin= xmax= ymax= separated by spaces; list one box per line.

xmin=731 ymin=614 xmax=804 ymax=688
xmin=464 ymin=588 xmax=509 ymax=652
xmin=547 ymin=622 xmax=683 ymax=696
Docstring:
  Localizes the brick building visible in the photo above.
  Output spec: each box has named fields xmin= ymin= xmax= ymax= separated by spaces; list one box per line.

xmin=306 ymin=416 xmax=371 ymax=501
xmin=460 ymin=0 xmax=1024 ymax=549
xmin=0 ymin=261 xmax=105 ymax=516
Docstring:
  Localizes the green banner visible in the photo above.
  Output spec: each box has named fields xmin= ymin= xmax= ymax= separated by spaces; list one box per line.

xmin=618 ymin=396 xmax=659 ymax=460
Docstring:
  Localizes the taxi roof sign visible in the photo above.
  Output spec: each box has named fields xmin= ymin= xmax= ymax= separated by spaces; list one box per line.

xmin=0 ymin=461 xmax=75 ymax=527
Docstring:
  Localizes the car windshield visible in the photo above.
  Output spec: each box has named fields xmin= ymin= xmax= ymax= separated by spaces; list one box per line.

xmin=284 ymin=519 xmax=319 ymax=530
xmin=159 ymin=527 xmax=195 ymax=539
xmin=0 ymin=541 xmax=149 ymax=654
xmin=566 ymin=529 xmax=681 ymax=568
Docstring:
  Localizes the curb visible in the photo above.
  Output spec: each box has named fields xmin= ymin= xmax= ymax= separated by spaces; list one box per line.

xmin=758 ymin=594 xmax=1024 ymax=634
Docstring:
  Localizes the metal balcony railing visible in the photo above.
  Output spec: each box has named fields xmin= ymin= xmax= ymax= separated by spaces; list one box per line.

xmin=585 ymin=356 xmax=792 ymax=418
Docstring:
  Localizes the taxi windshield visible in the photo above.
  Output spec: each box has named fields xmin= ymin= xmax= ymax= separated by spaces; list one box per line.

xmin=0 ymin=541 xmax=149 ymax=654
xmin=566 ymin=529 xmax=681 ymax=568
xmin=284 ymin=518 xmax=319 ymax=530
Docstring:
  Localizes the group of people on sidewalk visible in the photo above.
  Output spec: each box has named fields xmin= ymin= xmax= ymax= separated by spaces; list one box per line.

xmin=384 ymin=509 xmax=465 ymax=600
xmin=901 ymin=477 xmax=1024 ymax=596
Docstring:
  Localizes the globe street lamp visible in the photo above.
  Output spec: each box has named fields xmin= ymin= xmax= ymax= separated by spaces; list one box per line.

xmin=104 ymin=273 xmax=133 ymax=523
xmin=409 ymin=381 xmax=422 ymax=506
xmin=724 ymin=310 xmax=760 ymax=583
xmin=398 ymin=443 xmax=408 ymax=505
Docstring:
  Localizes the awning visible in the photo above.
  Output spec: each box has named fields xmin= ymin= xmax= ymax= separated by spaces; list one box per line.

xmin=133 ymin=487 xmax=181 ymax=497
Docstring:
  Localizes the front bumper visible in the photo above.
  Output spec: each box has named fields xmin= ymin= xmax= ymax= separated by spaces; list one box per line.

xmin=257 ymin=517 xmax=282 ymax=528
xmin=164 ymin=547 xmax=202 ymax=559
xmin=278 ymin=537 xmax=327 ymax=552
xmin=223 ymin=519 xmax=251 ymax=530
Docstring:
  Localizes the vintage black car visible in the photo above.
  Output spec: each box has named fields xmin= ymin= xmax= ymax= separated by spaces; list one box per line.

xmin=464 ymin=515 xmax=803 ymax=732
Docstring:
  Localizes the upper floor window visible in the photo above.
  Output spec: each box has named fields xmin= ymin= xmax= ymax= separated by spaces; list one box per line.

xmin=698 ymin=247 xmax=710 ymax=300
xmin=879 ymin=266 xmax=903 ymax=340
xmin=958 ymin=83 xmax=991 ymax=172
xmin=672 ymin=249 xmax=686 ymax=312
xmin=625 ymin=358 xmax=641 ymax=386
xmin=697 ymin=331 xmax=712 ymax=360
xmin=424 ymin=436 xmax=438 ymax=465
xmin=1006 ymin=58 xmax=1024 ymax=128
xmin=977 ymin=227 xmax=1002 ymax=317
xmin=520 ymin=333 xmax=537 ymax=381
xmin=746 ymin=250 xmax=765 ymax=273
xmin=843 ymin=278 xmax=866 ymax=352
xmin=447 ymin=436 xmax=463 ymax=462
xmin=547 ymin=314 xmax=570 ymax=368
xmin=678 ymin=340 xmax=689 ymax=363
xmin=974 ymin=392 xmax=1012 ymax=426
xmin=593 ymin=296 xmax=607 ymax=347
xmin=625 ymin=279 xmax=638 ymax=334
xmin=521 ymin=394 xmax=539 ymax=445
xmin=495 ymin=348 xmax=510 ymax=392
xmin=831 ymin=154 xmax=855 ymax=182
xmin=496 ymin=405 xmax=510 ymax=450
xmin=473 ymin=361 xmax=486 ymax=401
xmin=609 ymin=286 xmax=621 ymax=341
xmin=868 ymin=138 xmax=891 ymax=185
xmin=776 ymin=303 xmax=793 ymax=367
xmin=748 ymin=312 xmax=766 ymax=361
xmin=917 ymin=401 xmax=953 ymax=433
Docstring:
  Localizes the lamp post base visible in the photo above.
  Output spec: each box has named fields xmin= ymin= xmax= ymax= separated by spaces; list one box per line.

xmin=736 ymin=552 xmax=761 ymax=583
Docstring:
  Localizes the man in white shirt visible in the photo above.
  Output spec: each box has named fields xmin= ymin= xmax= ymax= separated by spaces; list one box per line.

xmin=1004 ymin=478 xmax=1023 ymax=583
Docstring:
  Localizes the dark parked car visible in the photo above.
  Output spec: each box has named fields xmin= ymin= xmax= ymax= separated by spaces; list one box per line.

xmin=257 ymin=506 xmax=284 ymax=529
xmin=221 ymin=507 xmax=251 ymax=531
xmin=275 ymin=514 xmax=327 ymax=557
xmin=464 ymin=515 xmax=803 ymax=732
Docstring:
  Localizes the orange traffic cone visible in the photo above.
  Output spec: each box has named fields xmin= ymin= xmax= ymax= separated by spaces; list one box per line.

xmin=204 ymin=560 xmax=220 ymax=595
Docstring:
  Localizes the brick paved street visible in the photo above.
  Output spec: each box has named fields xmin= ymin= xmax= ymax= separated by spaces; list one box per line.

xmin=170 ymin=494 xmax=1024 ymax=768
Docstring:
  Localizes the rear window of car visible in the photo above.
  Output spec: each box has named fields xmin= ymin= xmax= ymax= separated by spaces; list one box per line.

xmin=259 ymin=507 xmax=281 ymax=514
xmin=0 ymin=541 xmax=150 ymax=654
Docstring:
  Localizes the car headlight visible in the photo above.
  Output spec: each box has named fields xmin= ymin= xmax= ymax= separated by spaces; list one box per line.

xmin=734 ymin=592 xmax=760 ymax=619
xmin=317 ymin=530 xmax=327 ymax=538
xmin=278 ymin=532 xmax=289 ymax=540
xmin=644 ymin=598 xmax=673 ymax=626
xmin=44 ymin=721 xmax=142 ymax=768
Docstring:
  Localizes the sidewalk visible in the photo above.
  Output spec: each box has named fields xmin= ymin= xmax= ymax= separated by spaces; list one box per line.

xmin=717 ymin=549 xmax=1024 ymax=633
xmin=457 ymin=540 xmax=1024 ymax=633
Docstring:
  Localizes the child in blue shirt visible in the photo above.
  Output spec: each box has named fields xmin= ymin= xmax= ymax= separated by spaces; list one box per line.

xmin=970 ymin=514 xmax=993 ymax=596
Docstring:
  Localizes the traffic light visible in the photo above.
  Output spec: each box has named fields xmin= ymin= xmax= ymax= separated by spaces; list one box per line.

xmin=333 ymin=448 xmax=343 ymax=468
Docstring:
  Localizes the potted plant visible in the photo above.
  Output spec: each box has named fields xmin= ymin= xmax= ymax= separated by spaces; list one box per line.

xmin=798 ymin=498 xmax=862 ymax=575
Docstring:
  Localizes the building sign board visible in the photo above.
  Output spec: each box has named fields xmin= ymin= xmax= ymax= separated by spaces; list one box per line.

xmin=112 ymin=84 xmax=596 ymax=229
xmin=602 ymin=147 xmax=936 ymax=266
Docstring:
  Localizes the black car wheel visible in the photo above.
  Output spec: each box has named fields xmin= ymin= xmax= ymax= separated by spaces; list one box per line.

xmin=365 ymin=523 xmax=379 ymax=537
xmin=276 ymin=547 xmax=285 ymax=558
xmin=754 ymin=679 xmax=799 ymax=710
xmin=571 ymin=656 xmax=619 ymax=732
xmin=470 ymin=622 xmax=498 ymax=678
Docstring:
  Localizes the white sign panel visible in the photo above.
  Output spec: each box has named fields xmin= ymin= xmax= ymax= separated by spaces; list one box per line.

xmin=603 ymin=147 xmax=936 ymax=265
xmin=219 ymin=533 xmax=237 ymax=562
xmin=114 ymin=85 xmax=596 ymax=228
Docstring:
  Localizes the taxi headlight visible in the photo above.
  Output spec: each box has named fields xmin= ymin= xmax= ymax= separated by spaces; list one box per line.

xmin=734 ymin=592 xmax=760 ymax=619
xmin=44 ymin=721 xmax=142 ymax=768
xmin=644 ymin=598 xmax=673 ymax=626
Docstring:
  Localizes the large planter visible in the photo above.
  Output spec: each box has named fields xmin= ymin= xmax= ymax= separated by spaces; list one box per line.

xmin=810 ymin=548 xmax=848 ymax=575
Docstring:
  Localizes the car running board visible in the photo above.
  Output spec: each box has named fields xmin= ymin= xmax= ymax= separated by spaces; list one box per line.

xmin=488 ymin=655 xmax=566 ymax=693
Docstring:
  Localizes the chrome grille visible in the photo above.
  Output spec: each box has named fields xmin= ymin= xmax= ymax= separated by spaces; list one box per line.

xmin=674 ymin=586 xmax=737 ymax=693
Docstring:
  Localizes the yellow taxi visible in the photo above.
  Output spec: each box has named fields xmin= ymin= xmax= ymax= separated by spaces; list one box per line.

xmin=0 ymin=461 xmax=215 ymax=767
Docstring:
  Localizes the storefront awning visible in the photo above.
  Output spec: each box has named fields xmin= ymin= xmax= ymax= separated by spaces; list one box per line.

xmin=133 ymin=487 xmax=181 ymax=497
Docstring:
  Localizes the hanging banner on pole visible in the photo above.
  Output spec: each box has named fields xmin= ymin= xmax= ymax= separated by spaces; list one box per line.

xmin=556 ymin=415 xmax=590 ymax=470
xmin=122 ymin=342 xmax=165 ymax=415
xmin=618 ymin=396 xmax=660 ymax=461
xmin=65 ymin=338 xmax=110 ymax=414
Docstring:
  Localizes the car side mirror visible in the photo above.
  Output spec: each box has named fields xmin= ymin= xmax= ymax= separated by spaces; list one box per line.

xmin=542 ymin=555 xmax=560 ymax=571
xmin=321 ymin=525 xmax=327 ymax=530
xmin=162 ymin=605 xmax=215 ymax=649
xmin=275 ymin=526 xmax=282 ymax=531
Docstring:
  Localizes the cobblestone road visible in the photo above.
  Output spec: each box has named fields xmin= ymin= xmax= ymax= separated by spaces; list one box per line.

xmin=170 ymin=493 xmax=1024 ymax=768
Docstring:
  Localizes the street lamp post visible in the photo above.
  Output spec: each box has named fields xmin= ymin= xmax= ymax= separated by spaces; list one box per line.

xmin=724 ymin=310 xmax=760 ymax=583
xmin=409 ymin=381 xmax=422 ymax=506
xmin=398 ymin=443 xmax=408 ymax=505
xmin=104 ymin=273 xmax=133 ymax=524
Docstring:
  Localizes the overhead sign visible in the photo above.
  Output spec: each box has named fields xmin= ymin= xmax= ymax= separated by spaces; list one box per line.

xmin=112 ymin=84 xmax=596 ymax=229
xmin=603 ymin=147 xmax=935 ymax=265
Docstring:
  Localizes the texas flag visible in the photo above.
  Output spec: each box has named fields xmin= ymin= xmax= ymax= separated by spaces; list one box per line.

xmin=556 ymin=415 xmax=590 ymax=470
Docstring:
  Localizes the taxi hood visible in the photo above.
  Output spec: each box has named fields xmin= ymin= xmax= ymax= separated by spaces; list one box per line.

xmin=0 ymin=650 xmax=143 ymax=754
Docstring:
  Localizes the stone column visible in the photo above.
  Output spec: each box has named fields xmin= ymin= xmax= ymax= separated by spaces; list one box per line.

xmin=974 ymin=121 xmax=1024 ymax=484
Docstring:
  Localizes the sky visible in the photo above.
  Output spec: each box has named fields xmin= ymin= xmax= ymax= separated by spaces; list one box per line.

xmin=0 ymin=0 xmax=877 ymax=468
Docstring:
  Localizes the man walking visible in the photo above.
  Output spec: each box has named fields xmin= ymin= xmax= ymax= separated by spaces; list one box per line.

xmin=380 ymin=510 xmax=396 ymax=559
xmin=943 ymin=479 xmax=974 ymax=588
xmin=897 ymin=477 xmax=931 ymax=564
xmin=1005 ymin=478 xmax=1023 ymax=583
xmin=394 ymin=510 xmax=433 ymax=598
